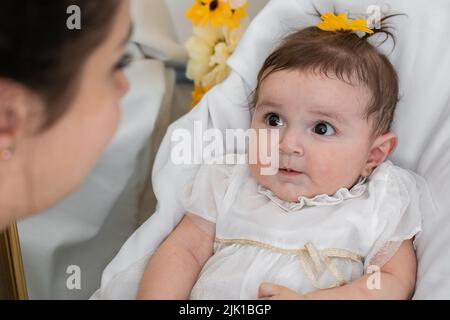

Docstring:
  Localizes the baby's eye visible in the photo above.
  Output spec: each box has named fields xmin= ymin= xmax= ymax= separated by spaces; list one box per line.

xmin=313 ymin=122 xmax=336 ymax=136
xmin=265 ymin=113 xmax=285 ymax=127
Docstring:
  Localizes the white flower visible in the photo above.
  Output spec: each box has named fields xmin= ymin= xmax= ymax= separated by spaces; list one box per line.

xmin=185 ymin=17 xmax=247 ymax=88
xmin=227 ymin=0 xmax=248 ymax=10
xmin=200 ymin=25 xmax=246 ymax=88
xmin=185 ymin=25 xmax=222 ymax=83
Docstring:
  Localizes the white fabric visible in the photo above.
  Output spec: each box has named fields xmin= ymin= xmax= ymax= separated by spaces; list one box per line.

xmin=182 ymin=159 xmax=421 ymax=299
xmin=18 ymin=59 xmax=174 ymax=299
xmin=132 ymin=0 xmax=188 ymax=66
xmin=93 ymin=0 xmax=448 ymax=299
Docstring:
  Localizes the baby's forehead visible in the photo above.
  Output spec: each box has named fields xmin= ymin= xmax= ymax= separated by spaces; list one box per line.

xmin=258 ymin=70 xmax=372 ymax=117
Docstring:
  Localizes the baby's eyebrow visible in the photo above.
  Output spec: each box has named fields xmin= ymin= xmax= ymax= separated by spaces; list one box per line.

xmin=309 ymin=109 xmax=347 ymax=124
xmin=257 ymin=100 xmax=284 ymax=109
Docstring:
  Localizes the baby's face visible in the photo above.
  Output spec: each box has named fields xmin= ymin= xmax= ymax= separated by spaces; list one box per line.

xmin=250 ymin=70 xmax=376 ymax=202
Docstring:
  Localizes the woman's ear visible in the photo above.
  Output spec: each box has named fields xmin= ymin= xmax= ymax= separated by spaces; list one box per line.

xmin=0 ymin=79 xmax=31 ymax=161
xmin=361 ymin=132 xmax=398 ymax=177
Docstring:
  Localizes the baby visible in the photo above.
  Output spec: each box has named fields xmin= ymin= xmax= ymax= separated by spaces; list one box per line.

xmin=137 ymin=13 xmax=421 ymax=300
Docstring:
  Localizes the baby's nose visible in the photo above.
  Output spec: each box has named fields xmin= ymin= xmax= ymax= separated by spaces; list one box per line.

xmin=279 ymin=128 xmax=304 ymax=156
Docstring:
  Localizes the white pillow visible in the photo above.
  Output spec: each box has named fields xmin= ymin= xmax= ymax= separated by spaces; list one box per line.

xmin=93 ymin=0 xmax=450 ymax=299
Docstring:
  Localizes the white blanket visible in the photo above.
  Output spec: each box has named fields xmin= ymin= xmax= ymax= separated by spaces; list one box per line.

xmin=92 ymin=0 xmax=450 ymax=299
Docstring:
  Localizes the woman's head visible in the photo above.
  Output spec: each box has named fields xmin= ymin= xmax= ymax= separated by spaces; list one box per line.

xmin=0 ymin=0 xmax=131 ymax=224
xmin=250 ymin=26 xmax=399 ymax=202
xmin=0 ymin=0 xmax=128 ymax=128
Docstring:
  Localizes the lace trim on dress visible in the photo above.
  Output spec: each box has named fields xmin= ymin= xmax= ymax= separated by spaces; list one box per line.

xmin=257 ymin=176 xmax=368 ymax=212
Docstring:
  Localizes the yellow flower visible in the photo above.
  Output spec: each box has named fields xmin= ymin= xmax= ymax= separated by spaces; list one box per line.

xmin=348 ymin=19 xmax=374 ymax=34
xmin=192 ymin=84 xmax=212 ymax=108
xmin=226 ymin=2 xmax=249 ymax=29
xmin=317 ymin=12 xmax=374 ymax=35
xmin=186 ymin=0 xmax=233 ymax=28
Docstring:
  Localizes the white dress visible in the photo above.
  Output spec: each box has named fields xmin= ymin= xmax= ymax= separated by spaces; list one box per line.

xmin=181 ymin=158 xmax=423 ymax=299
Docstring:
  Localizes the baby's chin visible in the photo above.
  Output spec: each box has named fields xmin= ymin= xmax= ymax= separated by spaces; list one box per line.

xmin=257 ymin=178 xmax=313 ymax=202
xmin=250 ymin=164 xmax=326 ymax=201
xmin=270 ymin=182 xmax=315 ymax=202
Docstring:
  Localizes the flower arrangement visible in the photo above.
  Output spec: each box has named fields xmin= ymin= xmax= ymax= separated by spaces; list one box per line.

xmin=185 ymin=0 xmax=249 ymax=107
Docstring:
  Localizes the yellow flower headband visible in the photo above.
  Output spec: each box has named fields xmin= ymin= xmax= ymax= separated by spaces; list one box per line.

xmin=317 ymin=12 xmax=374 ymax=35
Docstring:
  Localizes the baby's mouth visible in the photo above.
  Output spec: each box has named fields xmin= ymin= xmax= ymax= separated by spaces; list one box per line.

xmin=278 ymin=167 xmax=302 ymax=176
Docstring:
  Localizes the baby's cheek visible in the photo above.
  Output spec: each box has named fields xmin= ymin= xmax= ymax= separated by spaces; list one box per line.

xmin=315 ymin=166 xmax=339 ymax=188
xmin=311 ymin=151 xmax=348 ymax=183
xmin=249 ymin=163 xmax=261 ymax=180
xmin=311 ymin=148 xmax=337 ymax=170
xmin=250 ymin=163 xmax=273 ymax=188
xmin=314 ymin=147 xmax=364 ymax=191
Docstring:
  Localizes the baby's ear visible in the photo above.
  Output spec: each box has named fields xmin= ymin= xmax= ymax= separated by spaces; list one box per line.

xmin=361 ymin=132 xmax=398 ymax=177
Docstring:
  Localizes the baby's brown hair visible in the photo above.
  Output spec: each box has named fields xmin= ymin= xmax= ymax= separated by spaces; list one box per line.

xmin=252 ymin=21 xmax=400 ymax=137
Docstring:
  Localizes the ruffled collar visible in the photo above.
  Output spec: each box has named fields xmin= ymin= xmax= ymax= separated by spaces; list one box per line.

xmin=257 ymin=176 xmax=368 ymax=213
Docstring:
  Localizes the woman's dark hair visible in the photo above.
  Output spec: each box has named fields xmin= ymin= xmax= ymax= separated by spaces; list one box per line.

xmin=0 ymin=0 xmax=120 ymax=128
